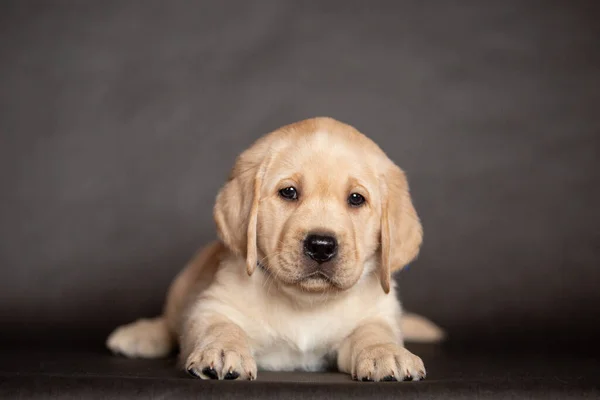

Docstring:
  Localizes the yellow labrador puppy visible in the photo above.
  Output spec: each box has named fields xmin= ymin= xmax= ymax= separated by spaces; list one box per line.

xmin=106 ymin=117 xmax=443 ymax=382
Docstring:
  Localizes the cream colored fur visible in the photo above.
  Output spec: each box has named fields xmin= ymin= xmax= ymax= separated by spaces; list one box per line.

xmin=106 ymin=117 xmax=444 ymax=381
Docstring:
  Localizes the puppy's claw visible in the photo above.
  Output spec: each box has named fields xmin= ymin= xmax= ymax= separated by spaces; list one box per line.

xmin=224 ymin=370 xmax=240 ymax=380
xmin=201 ymin=367 xmax=219 ymax=380
xmin=187 ymin=365 xmax=201 ymax=378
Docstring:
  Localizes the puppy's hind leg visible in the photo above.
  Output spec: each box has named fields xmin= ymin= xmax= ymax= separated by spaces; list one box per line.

xmin=401 ymin=312 xmax=446 ymax=343
xmin=105 ymin=241 xmax=226 ymax=359
xmin=106 ymin=316 xmax=174 ymax=359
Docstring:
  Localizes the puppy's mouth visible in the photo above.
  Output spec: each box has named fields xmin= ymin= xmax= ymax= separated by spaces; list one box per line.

xmin=257 ymin=260 xmax=342 ymax=292
xmin=296 ymin=270 xmax=345 ymax=292
xmin=301 ymin=270 xmax=334 ymax=284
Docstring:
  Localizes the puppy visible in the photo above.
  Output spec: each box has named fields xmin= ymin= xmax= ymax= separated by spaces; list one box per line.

xmin=106 ymin=117 xmax=444 ymax=382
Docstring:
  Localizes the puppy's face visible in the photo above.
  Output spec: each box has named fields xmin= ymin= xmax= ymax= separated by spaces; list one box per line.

xmin=214 ymin=118 xmax=423 ymax=294
xmin=256 ymin=133 xmax=381 ymax=292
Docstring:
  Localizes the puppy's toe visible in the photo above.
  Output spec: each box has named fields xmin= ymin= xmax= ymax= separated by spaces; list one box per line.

xmin=354 ymin=343 xmax=400 ymax=382
xmin=185 ymin=346 xmax=257 ymax=381
xmin=354 ymin=344 xmax=425 ymax=382
xmin=395 ymin=348 xmax=426 ymax=381
xmin=186 ymin=348 xmax=223 ymax=380
xmin=222 ymin=349 xmax=257 ymax=381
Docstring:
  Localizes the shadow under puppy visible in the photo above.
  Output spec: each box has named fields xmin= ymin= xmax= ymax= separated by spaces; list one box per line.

xmin=107 ymin=117 xmax=444 ymax=382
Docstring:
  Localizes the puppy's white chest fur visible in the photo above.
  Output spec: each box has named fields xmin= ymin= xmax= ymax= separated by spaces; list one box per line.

xmin=205 ymin=261 xmax=402 ymax=372
xmin=253 ymin=306 xmax=342 ymax=371
xmin=255 ymin=336 xmax=330 ymax=372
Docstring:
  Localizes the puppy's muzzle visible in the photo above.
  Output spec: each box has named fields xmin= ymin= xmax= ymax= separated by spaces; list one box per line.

xmin=303 ymin=234 xmax=338 ymax=263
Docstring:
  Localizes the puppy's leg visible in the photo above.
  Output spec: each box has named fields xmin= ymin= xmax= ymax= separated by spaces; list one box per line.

xmin=182 ymin=314 xmax=257 ymax=381
xmin=106 ymin=316 xmax=173 ymax=358
xmin=337 ymin=319 xmax=425 ymax=382
xmin=106 ymin=241 xmax=225 ymax=359
xmin=401 ymin=312 xmax=446 ymax=343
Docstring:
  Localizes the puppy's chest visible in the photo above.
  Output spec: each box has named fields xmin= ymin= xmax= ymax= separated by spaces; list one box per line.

xmin=250 ymin=309 xmax=350 ymax=372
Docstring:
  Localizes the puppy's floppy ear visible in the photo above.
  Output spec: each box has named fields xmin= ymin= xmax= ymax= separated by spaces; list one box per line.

xmin=379 ymin=164 xmax=423 ymax=293
xmin=213 ymin=142 xmax=272 ymax=276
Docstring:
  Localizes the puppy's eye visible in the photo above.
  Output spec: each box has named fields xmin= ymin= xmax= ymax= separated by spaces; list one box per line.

xmin=348 ymin=193 xmax=366 ymax=207
xmin=279 ymin=186 xmax=298 ymax=201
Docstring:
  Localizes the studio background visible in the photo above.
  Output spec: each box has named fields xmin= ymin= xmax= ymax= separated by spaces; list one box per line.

xmin=1 ymin=1 xmax=599 ymax=350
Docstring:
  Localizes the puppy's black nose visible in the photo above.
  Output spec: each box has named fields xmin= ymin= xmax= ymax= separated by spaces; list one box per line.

xmin=303 ymin=234 xmax=337 ymax=263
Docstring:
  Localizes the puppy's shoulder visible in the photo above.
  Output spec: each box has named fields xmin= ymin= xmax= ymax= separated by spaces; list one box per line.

xmin=342 ymin=273 xmax=402 ymax=318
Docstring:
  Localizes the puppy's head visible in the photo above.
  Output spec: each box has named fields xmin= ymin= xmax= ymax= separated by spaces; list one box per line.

xmin=214 ymin=117 xmax=422 ymax=294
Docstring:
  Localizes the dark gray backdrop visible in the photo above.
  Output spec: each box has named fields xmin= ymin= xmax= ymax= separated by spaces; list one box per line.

xmin=1 ymin=0 xmax=599 ymax=348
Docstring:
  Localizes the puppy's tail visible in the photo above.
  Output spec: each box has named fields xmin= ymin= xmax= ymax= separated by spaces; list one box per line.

xmin=401 ymin=312 xmax=446 ymax=343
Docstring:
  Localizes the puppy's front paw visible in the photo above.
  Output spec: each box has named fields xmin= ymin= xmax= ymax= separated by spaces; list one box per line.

xmin=185 ymin=345 xmax=257 ymax=381
xmin=353 ymin=344 xmax=425 ymax=382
